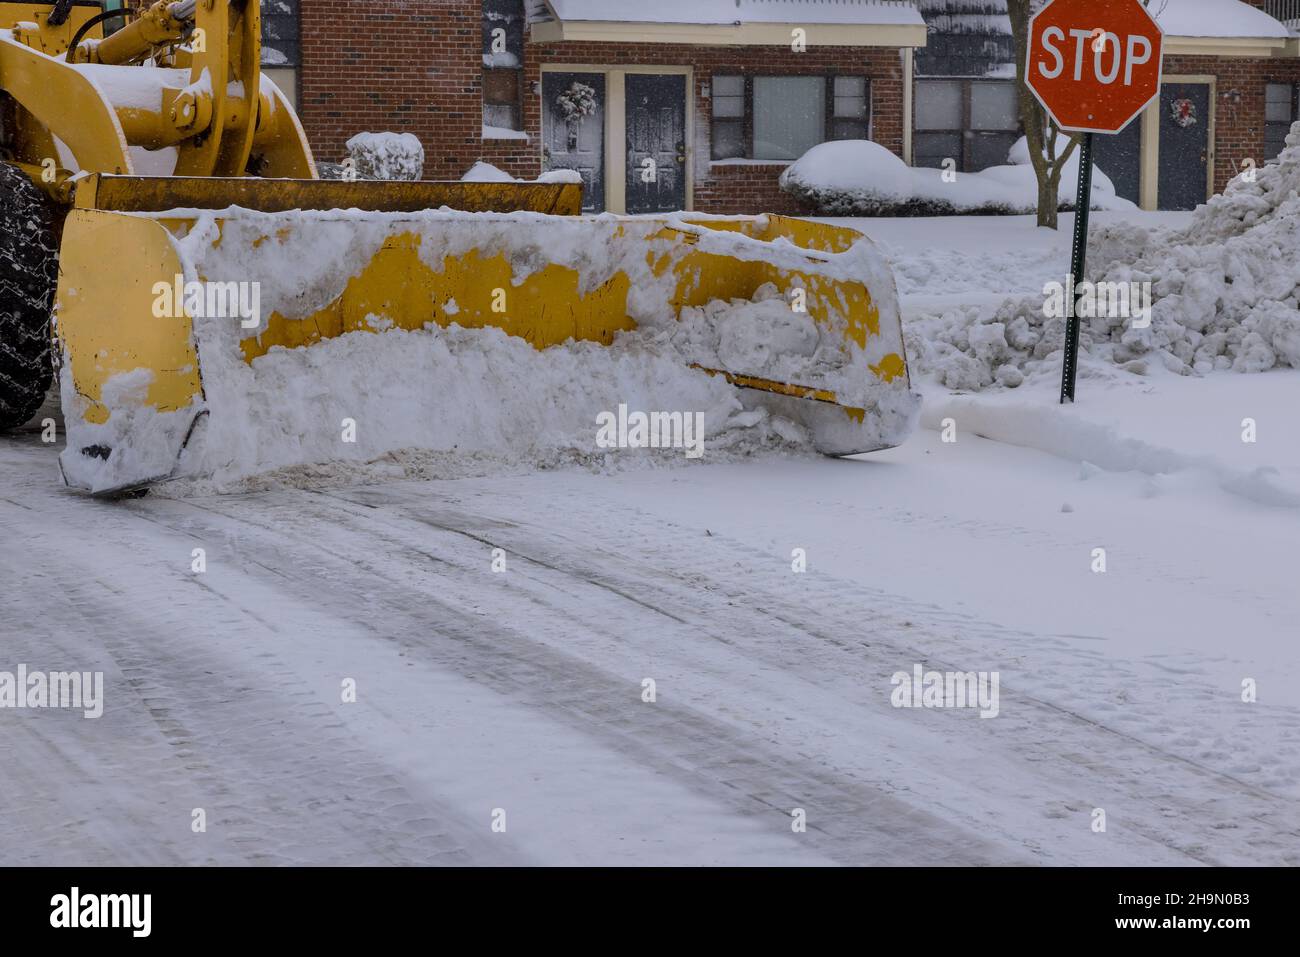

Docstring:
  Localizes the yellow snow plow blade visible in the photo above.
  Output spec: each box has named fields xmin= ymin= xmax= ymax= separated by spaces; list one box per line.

xmin=54 ymin=181 xmax=915 ymax=493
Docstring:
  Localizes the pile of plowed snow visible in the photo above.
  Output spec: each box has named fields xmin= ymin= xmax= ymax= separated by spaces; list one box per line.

xmin=909 ymin=122 xmax=1300 ymax=391
xmin=60 ymin=211 xmax=917 ymax=493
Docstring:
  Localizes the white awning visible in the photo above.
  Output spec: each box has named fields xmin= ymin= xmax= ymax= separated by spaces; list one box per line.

xmin=533 ymin=0 xmax=928 ymax=47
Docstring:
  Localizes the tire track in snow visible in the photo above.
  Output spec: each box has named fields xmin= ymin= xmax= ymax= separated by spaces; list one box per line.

xmin=0 ymin=491 xmax=505 ymax=865
xmin=138 ymin=491 xmax=1027 ymax=866
xmin=312 ymin=482 xmax=1300 ymax=866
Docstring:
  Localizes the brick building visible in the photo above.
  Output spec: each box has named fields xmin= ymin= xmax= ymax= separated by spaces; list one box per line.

xmin=269 ymin=0 xmax=925 ymax=213
xmin=913 ymin=0 xmax=1300 ymax=211
xmin=268 ymin=0 xmax=1300 ymax=214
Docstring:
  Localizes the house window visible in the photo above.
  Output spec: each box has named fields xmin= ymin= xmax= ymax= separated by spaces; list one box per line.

xmin=1265 ymin=83 xmax=1298 ymax=162
xmin=914 ymin=79 xmax=1020 ymax=172
xmin=711 ymin=75 xmax=870 ymax=161
xmin=261 ymin=0 xmax=300 ymax=109
xmin=483 ymin=0 xmax=525 ymax=132
xmin=832 ymin=77 xmax=869 ymax=141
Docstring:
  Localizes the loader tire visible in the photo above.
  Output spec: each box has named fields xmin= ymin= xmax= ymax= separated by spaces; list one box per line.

xmin=0 ymin=161 xmax=59 ymax=431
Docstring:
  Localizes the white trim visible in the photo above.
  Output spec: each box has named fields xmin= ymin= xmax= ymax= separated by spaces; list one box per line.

xmin=902 ymin=47 xmax=913 ymax=164
xmin=1165 ymin=36 xmax=1293 ymax=58
xmin=532 ymin=19 xmax=926 ymax=48
xmin=709 ymin=159 xmax=792 ymax=168
xmin=607 ymin=70 xmax=626 ymax=215
xmin=1140 ymin=101 xmax=1159 ymax=211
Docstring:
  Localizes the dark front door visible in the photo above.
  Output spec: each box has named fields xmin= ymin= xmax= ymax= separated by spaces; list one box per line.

xmin=625 ymin=74 xmax=687 ymax=214
xmin=543 ymin=72 xmax=606 ymax=213
xmin=1092 ymin=112 xmax=1142 ymax=206
xmin=1158 ymin=82 xmax=1211 ymax=211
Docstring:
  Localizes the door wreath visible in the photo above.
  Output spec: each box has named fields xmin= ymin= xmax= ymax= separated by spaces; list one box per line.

xmin=1170 ymin=97 xmax=1197 ymax=128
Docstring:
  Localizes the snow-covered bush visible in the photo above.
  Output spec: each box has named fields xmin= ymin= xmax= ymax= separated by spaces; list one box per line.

xmin=778 ymin=140 xmax=914 ymax=215
xmin=779 ymin=138 xmax=1129 ymax=217
xmin=345 ymin=132 xmax=425 ymax=181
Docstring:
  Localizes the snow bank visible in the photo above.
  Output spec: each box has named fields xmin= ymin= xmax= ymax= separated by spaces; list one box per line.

xmin=905 ymin=123 xmax=1300 ymax=391
xmin=920 ymin=383 xmax=1300 ymax=510
xmin=345 ymin=132 xmax=425 ymax=181
xmin=1086 ymin=121 xmax=1300 ymax=376
xmin=781 ymin=138 xmax=1131 ymax=217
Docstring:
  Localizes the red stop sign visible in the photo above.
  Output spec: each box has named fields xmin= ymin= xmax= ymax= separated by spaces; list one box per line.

xmin=1026 ymin=0 xmax=1164 ymax=134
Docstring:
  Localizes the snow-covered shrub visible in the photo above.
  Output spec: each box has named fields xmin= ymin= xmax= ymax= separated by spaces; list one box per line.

xmin=345 ymin=132 xmax=425 ymax=181
xmin=778 ymin=140 xmax=914 ymax=215
xmin=779 ymin=138 xmax=1129 ymax=217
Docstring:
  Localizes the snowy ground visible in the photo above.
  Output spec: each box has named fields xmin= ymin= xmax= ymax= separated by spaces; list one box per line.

xmin=3 ymin=209 xmax=1299 ymax=866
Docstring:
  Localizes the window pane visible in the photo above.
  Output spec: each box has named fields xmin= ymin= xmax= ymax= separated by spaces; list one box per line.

xmin=484 ymin=69 xmax=521 ymax=131
xmin=971 ymin=82 xmax=1018 ymax=131
xmin=712 ymin=119 xmax=747 ymax=160
xmin=1265 ymin=123 xmax=1290 ymax=162
xmin=968 ymin=132 xmax=1018 ymax=171
xmin=914 ymin=132 xmax=960 ymax=169
xmin=262 ymin=0 xmax=299 ymax=67
xmin=753 ymin=76 xmax=825 ymax=160
xmin=713 ymin=75 xmax=744 ymax=97
xmin=832 ymin=118 xmax=867 ymax=141
xmin=714 ymin=95 xmax=745 ymax=118
xmin=1265 ymin=84 xmax=1294 ymax=123
xmin=834 ymin=77 xmax=867 ymax=120
xmin=833 ymin=76 xmax=865 ymax=99
xmin=834 ymin=96 xmax=867 ymax=120
xmin=915 ymin=80 xmax=962 ymax=131
xmin=484 ymin=103 xmax=519 ymax=130
xmin=713 ymin=86 xmax=745 ymax=118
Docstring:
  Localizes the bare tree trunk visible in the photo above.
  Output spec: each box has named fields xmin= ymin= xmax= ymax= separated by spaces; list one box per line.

xmin=1008 ymin=0 xmax=1081 ymax=229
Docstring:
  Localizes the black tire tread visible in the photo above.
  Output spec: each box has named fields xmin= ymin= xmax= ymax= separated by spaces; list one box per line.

xmin=0 ymin=161 xmax=59 ymax=430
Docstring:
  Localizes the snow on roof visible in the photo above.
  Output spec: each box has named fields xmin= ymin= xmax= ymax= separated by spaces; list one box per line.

xmin=543 ymin=0 xmax=926 ymax=27
xmin=1152 ymin=0 xmax=1293 ymax=39
xmin=525 ymin=0 xmax=554 ymax=23
xmin=914 ymin=1 xmax=1292 ymax=42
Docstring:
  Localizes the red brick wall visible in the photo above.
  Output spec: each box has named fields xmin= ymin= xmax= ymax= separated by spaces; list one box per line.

xmin=507 ymin=41 xmax=904 ymax=213
xmin=299 ymin=0 xmax=484 ymax=179
xmin=295 ymin=1 xmax=904 ymax=212
xmin=293 ymin=2 xmax=1300 ymax=212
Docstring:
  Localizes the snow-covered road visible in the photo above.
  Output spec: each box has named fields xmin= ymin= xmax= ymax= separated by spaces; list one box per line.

xmin=4 ymin=381 xmax=1298 ymax=864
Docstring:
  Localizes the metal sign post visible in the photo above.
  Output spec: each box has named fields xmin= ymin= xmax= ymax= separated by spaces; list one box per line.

xmin=1060 ymin=131 xmax=1093 ymax=405
xmin=1025 ymin=0 xmax=1164 ymax=404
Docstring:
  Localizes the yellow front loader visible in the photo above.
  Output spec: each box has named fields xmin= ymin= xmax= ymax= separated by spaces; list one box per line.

xmin=0 ymin=0 xmax=917 ymax=493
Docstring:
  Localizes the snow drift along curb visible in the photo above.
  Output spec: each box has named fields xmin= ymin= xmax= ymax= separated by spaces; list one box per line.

xmin=921 ymin=395 xmax=1300 ymax=509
